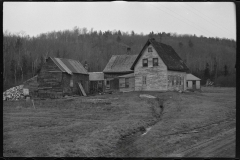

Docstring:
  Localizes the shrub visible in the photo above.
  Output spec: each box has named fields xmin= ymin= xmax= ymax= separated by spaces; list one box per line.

xmin=215 ymin=74 xmax=236 ymax=87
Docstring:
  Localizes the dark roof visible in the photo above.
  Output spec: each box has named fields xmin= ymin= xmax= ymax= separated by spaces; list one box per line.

xmin=103 ymin=55 xmax=138 ymax=73
xmin=50 ymin=57 xmax=88 ymax=75
xmin=131 ymin=38 xmax=189 ymax=72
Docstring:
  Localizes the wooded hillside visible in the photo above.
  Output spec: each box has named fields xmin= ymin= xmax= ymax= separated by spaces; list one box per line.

xmin=3 ymin=27 xmax=236 ymax=91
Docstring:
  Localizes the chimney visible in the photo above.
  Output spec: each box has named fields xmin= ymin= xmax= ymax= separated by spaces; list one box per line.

xmin=149 ymin=37 xmax=155 ymax=41
xmin=127 ymin=47 xmax=131 ymax=55
xmin=84 ymin=61 xmax=88 ymax=72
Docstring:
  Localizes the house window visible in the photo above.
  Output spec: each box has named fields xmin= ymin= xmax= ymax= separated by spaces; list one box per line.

xmin=125 ymin=78 xmax=129 ymax=88
xmin=143 ymin=59 xmax=148 ymax=67
xmin=143 ymin=76 xmax=147 ymax=85
xmin=148 ymin=47 xmax=153 ymax=52
xmin=153 ymin=58 xmax=158 ymax=66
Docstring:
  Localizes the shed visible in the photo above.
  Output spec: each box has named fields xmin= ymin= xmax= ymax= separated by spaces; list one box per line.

xmin=186 ymin=73 xmax=201 ymax=90
xmin=37 ymin=57 xmax=89 ymax=98
xmin=89 ymin=72 xmax=104 ymax=94
xmin=118 ymin=73 xmax=135 ymax=92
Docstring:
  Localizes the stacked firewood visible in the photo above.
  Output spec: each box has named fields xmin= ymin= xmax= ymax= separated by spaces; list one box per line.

xmin=3 ymin=85 xmax=24 ymax=101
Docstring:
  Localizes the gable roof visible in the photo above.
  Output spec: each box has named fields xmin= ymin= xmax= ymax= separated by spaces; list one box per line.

xmin=130 ymin=38 xmax=189 ymax=72
xmin=186 ymin=74 xmax=201 ymax=81
xmin=50 ymin=57 xmax=88 ymax=75
xmin=103 ymin=55 xmax=138 ymax=73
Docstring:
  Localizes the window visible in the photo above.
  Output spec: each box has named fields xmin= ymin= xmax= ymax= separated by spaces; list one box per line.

xmin=125 ymin=78 xmax=129 ymax=88
xmin=143 ymin=76 xmax=147 ymax=85
xmin=142 ymin=59 xmax=148 ymax=67
xmin=153 ymin=58 xmax=158 ymax=66
xmin=148 ymin=47 xmax=153 ymax=52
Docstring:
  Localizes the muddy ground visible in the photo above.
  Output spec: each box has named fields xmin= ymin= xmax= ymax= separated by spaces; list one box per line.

xmin=3 ymin=87 xmax=236 ymax=157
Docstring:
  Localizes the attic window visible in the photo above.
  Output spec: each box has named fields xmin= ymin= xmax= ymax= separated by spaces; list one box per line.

xmin=148 ymin=47 xmax=153 ymax=52
xmin=143 ymin=59 xmax=148 ymax=67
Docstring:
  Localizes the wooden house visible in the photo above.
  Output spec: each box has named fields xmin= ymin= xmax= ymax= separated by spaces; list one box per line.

xmin=89 ymin=72 xmax=104 ymax=94
xmin=37 ymin=57 xmax=89 ymax=98
xmin=118 ymin=73 xmax=135 ymax=92
xmin=186 ymin=73 xmax=201 ymax=90
xmin=130 ymin=38 xmax=189 ymax=91
xmin=103 ymin=54 xmax=137 ymax=91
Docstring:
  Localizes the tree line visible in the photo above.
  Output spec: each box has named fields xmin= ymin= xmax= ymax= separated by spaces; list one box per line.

xmin=3 ymin=27 xmax=236 ymax=91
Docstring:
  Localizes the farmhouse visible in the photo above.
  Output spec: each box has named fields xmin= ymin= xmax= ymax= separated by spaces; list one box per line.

xmin=37 ymin=57 xmax=89 ymax=98
xmin=103 ymin=54 xmax=137 ymax=91
xmin=130 ymin=38 xmax=189 ymax=91
xmin=186 ymin=73 xmax=201 ymax=90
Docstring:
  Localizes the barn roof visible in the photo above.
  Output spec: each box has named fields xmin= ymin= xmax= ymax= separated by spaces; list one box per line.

xmin=130 ymin=38 xmax=189 ymax=72
xmin=103 ymin=55 xmax=137 ymax=73
xmin=50 ymin=57 xmax=88 ymax=75
xmin=186 ymin=74 xmax=201 ymax=81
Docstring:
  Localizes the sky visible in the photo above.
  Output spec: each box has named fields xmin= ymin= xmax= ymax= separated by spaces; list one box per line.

xmin=3 ymin=2 xmax=236 ymax=40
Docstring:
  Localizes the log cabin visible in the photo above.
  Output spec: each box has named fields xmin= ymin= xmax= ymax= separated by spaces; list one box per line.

xmin=130 ymin=38 xmax=189 ymax=91
xmin=37 ymin=57 xmax=89 ymax=98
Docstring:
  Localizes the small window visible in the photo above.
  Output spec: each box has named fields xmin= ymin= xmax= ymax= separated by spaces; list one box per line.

xmin=143 ymin=76 xmax=147 ymax=85
xmin=153 ymin=58 xmax=158 ymax=66
xmin=125 ymin=78 xmax=129 ymax=88
xmin=143 ymin=59 xmax=148 ymax=67
xmin=148 ymin=47 xmax=153 ymax=52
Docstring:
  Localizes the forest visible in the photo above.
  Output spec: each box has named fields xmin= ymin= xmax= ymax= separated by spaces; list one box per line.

xmin=3 ymin=27 xmax=236 ymax=91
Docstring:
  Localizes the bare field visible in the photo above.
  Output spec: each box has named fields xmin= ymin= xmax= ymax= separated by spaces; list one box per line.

xmin=3 ymin=87 xmax=236 ymax=157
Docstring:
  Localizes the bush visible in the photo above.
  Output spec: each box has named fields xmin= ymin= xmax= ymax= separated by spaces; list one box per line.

xmin=215 ymin=74 xmax=236 ymax=87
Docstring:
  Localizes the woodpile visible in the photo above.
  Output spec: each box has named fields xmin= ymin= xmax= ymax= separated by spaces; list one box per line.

xmin=3 ymin=85 xmax=24 ymax=101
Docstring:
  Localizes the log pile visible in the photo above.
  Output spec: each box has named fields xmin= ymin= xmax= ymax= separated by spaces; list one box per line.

xmin=3 ymin=85 xmax=24 ymax=101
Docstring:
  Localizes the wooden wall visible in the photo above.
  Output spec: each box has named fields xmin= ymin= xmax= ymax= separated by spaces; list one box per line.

xmin=37 ymin=58 xmax=63 ymax=98
xmin=167 ymin=70 xmax=186 ymax=91
xmin=119 ymin=77 xmax=135 ymax=92
xmin=62 ymin=73 xmax=89 ymax=96
xmin=134 ymin=44 xmax=168 ymax=91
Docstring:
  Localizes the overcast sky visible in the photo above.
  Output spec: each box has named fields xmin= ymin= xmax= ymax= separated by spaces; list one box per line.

xmin=3 ymin=2 xmax=236 ymax=40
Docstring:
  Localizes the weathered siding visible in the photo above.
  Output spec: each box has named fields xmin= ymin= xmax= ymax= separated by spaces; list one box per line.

xmin=119 ymin=77 xmax=135 ymax=92
xmin=196 ymin=81 xmax=200 ymax=89
xmin=104 ymin=73 xmax=132 ymax=91
xmin=62 ymin=73 xmax=89 ymax=96
xmin=167 ymin=70 xmax=186 ymax=91
xmin=134 ymin=44 xmax=168 ymax=91
xmin=37 ymin=58 xmax=63 ymax=98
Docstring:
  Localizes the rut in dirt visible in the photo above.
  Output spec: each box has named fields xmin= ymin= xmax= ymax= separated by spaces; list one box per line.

xmin=111 ymin=97 xmax=164 ymax=157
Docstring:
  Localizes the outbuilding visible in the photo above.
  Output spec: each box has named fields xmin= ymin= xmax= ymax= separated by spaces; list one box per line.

xmin=89 ymin=72 xmax=104 ymax=94
xmin=37 ymin=57 xmax=89 ymax=98
xmin=186 ymin=73 xmax=201 ymax=90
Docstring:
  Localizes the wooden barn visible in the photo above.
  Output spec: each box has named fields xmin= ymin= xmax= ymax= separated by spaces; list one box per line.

xmin=103 ymin=54 xmax=137 ymax=91
xmin=130 ymin=38 xmax=189 ymax=91
xmin=89 ymin=72 xmax=104 ymax=94
xmin=37 ymin=57 xmax=89 ymax=98
xmin=186 ymin=73 xmax=201 ymax=90
xmin=118 ymin=73 xmax=135 ymax=92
